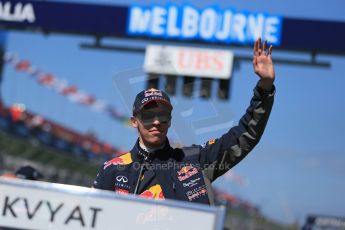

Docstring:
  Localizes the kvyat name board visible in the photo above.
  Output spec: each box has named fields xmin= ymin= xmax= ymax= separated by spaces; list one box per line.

xmin=144 ymin=45 xmax=234 ymax=79
xmin=0 ymin=178 xmax=224 ymax=230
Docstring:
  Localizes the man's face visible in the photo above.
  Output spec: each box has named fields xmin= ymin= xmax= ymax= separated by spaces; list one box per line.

xmin=131 ymin=102 xmax=171 ymax=148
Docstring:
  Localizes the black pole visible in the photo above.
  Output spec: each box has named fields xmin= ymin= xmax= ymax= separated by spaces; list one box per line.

xmin=0 ymin=48 xmax=4 ymax=104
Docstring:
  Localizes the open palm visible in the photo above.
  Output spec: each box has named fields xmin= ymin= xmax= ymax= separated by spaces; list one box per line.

xmin=253 ymin=38 xmax=275 ymax=82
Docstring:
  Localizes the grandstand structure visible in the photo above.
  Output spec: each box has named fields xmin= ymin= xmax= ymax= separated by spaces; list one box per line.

xmin=0 ymin=100 xmax=122 ymax=185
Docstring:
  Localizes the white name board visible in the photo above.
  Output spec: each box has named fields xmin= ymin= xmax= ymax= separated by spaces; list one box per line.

xmin=0 ymin=178 xmax=225 ymax=230
xmin=144 ymin=45 xmax=234 ymax=79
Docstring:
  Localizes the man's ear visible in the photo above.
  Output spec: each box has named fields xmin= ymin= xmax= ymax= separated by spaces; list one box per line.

xmin=131 ymin=117 xmax=138 ymax=128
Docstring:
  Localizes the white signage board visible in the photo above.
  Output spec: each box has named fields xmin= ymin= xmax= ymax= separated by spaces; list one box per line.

xmin=0 ymin=178 xmax=225 ymax=230
xmin=144 ymin=45 xmax=234 ymax=79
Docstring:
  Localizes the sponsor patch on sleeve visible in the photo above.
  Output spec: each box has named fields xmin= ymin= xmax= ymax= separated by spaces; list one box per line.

xmin=103 ymin=152 xmax=132 ymax=169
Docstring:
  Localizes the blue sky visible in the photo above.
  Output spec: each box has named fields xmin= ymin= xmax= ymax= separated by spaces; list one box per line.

xmin=1 ymin=0 xmax=345 ymax=225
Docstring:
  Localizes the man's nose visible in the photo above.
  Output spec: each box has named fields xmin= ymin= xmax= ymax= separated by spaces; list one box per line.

xmin=152 ymin=116 xmax=161 ymax=125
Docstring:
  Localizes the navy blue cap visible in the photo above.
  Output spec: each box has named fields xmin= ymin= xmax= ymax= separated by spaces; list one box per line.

xmin=133 ymin=88 xmax=172 ymax=115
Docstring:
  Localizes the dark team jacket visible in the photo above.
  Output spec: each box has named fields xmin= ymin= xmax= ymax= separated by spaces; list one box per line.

xmin=93 ymin=83 xmax=275 ymax=205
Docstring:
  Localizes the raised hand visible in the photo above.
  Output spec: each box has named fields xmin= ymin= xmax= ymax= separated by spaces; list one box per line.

xmin=253 ymin=38 xmax=275 ymax=91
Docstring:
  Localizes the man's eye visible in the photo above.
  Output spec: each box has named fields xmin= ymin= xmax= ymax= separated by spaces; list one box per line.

xmin=141 ymin=114 xmax=154 ymax=120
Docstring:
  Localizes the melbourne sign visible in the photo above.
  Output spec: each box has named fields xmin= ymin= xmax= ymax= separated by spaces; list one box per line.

xmin=128 ymin=5 xmax=282 ymax=45
xmin=0 ymin=0 xmax=344 ymax=54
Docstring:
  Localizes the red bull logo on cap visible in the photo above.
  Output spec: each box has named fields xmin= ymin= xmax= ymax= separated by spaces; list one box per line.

xmin=144 ymin=89 xmax=162 ymax=97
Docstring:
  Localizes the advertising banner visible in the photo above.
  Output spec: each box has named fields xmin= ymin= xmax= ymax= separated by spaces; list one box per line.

xmin=0 ymin=1 xmax=343 ymax=53
xmin=144 ymin=45 xmax=234 ymax=79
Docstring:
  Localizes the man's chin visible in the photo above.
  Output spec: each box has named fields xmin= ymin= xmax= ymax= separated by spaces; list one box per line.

xmin=147 ymin=138 xmax=165 ymax=147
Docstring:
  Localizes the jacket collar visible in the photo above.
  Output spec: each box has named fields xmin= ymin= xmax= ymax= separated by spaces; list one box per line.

xmin=130 ymin=138 xmax=173 ymax=163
